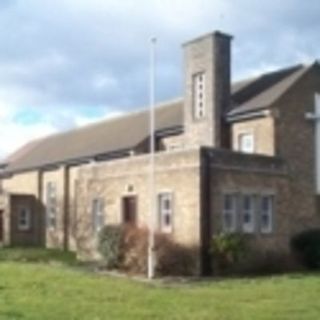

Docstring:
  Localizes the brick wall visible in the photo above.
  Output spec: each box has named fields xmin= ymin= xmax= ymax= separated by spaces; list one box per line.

xmin=1 ymin=165 xmax=79 ymax=250
xmin=231 ymin=115 xmax=275 ymax=156
xmin=74 ymin=149 xmax=202 ymax=271
xmin=273 ymin=65 xmax=320 ymax=235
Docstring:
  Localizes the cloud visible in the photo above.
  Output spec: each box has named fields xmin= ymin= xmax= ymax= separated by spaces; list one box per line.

xmin=0 ymin=0 xmax=320 ymax=157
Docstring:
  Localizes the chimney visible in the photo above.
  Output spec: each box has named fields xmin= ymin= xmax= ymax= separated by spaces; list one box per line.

xmin=183 ymin=31 xmax=232 ymax=148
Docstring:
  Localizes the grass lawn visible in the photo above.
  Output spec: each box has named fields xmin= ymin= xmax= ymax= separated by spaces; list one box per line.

xmin=0 ymin=250 xmax=320 ymax=319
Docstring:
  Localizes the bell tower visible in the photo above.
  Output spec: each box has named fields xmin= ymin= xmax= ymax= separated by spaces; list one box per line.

xmin=183 ymin=31 xmax=232 ymax=148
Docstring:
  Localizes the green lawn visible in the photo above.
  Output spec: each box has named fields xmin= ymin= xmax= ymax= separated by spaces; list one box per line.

xmin=0 ymin=260 xmax=320 ymax=320
xmin=0 ymin=247 xmax=77 ymax=265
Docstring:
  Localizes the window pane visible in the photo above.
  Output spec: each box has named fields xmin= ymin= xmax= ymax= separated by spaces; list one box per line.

xmin=261 ymin=196 xmax=271 ymax=211
xmin=242 ymin=195 xmax=255 ymax=233
xmin=46 ymin=182 xmax=57 ymax=229
xmin=159 ymin=193 xmax=173 ymax=233
xmin=222 ymin=194 xmax=237 ymax=232
xmin=261 ymin=214 xmax=269 ymax=227
xmin=243 ymin=212 xmax=251 ymax=224
xmin=193 ymin=72 xmax=206 ymax=120
xmin=243 ymin=195 xmax=252 ymax=210
xmin=164 ymin=214 xmax=171 ymax=227
xmin=92 ymin=198 xmax=104 ymax=233
xmin=164 ymin=198 xmax=171 ymax=210
xmin=260 ymin=195 xmax=273 ymax=233
xmin=239 ymin=133 xmax=254 ymax=153
xmin=224 ymin=194 xmax=233 ymax=211
xmin=18 ymin=208 xmax=30 ymax=230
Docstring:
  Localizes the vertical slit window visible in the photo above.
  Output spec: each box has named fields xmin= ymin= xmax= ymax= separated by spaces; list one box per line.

xmin=46 ymin=182 xmax=57 ymax=229
xmin=193 ymin=72 xmax=206 ymax=120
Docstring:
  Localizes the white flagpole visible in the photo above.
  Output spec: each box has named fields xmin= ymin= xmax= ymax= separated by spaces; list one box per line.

xmin=148 ymin=37 xmax=157 ymax=279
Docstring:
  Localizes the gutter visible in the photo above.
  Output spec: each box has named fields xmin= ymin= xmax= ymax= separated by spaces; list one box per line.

xmin=226 ymin=108 xmax=271 ymax=123
xmin=1 ymin=125 xmax=184 ymax=177
xmin=154 ymin=125 xmax=183 ymax=138
xmin=0 ymin=148 xmax=132 ymax=177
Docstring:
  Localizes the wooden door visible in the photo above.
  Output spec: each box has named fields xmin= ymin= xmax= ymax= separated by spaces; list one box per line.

xmin=122 ymin=196 xmax=137 ymax=225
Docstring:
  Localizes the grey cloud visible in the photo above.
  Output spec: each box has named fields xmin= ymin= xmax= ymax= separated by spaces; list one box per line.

xmin=0 ymin=0 xmax=319 ymax=115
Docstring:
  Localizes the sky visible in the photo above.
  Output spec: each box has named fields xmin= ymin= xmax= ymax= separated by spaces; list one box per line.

xmin=0 ymin=0 xmax=319 ymax=158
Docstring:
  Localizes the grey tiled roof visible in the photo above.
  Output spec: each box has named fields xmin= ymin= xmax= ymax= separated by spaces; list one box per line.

xmin=229 ymin=64 xmax=310 ymax=116
xmin=3 ymin=62 xmax=317 ymax=173
xmin=4 ymin=100 xmax=183 ymax=173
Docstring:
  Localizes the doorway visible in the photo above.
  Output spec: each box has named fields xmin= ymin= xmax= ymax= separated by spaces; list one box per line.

xmin=122 ymin=196 xmax=137 ymax=225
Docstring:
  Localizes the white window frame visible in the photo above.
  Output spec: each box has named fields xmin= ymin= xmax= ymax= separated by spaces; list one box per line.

xmin=241 ymin=194 xmax=256 ymax=233
xmin=222 ymin=193 xmax=237 ymax=232
xmin=18 ymin=207 xmax=31 ymax=231
xmin=193 ymin=72 xmax=206 ymax=120
xmin=238 ymin=131 xmax=255 ymax=153
xmin=158 ymin=192 xmax=174 ymax=233
xmin=92 ymin=198 xmax=104 ymax=234
xmin=260 ymin=194 xmax=274 ymax=234
xmin=46 ymin=182 xmax=57 ymax=229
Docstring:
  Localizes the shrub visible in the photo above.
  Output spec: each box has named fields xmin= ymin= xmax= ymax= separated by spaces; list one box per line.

xmin=119 ymin=226 xmax=149 ymax=274
xmin=290 ymin=228 xmax=320 ymax=269
xmin=97 ymin=225 xmax=123 ymax=269
xmin=210 ymin=233 xmax=248 ymax=275
xmin=156 ymin=233 xmax=197 ymax=276
xmin=97 ymin=225 xmax=197 ymax=276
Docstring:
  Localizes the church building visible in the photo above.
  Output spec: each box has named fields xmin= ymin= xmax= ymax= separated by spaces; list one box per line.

xmin=0 ymin=31 xmax=320 ymax=274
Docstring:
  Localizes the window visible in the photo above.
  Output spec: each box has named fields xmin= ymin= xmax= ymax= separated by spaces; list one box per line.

xmin=222 ymin=194 xmax=237 ymax=232
xmin=193 ymin=72 xmax=206 ymax=120
xmin=221 ymin=192 xmax=275 ymax=234
xmin=92 ymin=198 xmax=104 ymax=233
xmin=238 ymin=133 xmax=254 ymax=153
xmin=242 ymin=194 xmax=255 ymax=233
xmin=18 ymin=207 xmax=31 ymax=231
xmin=260 ymin=195 xmax=274 ymax=233
xmin=158 ymin=193 xmax=173 ymax=233
xmin=46 ymin=182 xmax=57 ymax=229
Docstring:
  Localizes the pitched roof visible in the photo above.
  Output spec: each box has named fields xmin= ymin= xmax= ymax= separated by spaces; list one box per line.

xmin=4 ymin=100 xmax=183 ymax=173
xmin=2 ymin=62 xmax=317 ymax=174
xmin=228 ymin=64 xmax=312 ymax=116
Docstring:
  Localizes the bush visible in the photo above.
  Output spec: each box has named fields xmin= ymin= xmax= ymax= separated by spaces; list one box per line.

xmin=97 ymin=225 xmax=123 ymax=269
xmin=210 ymin=233 xmax=248 ymax=275
xmin=156 ymin=234 xmax=197 ymax=276
xmin=120 ymin=226 xmax=149 ymax=274
xmin=290 ymin=229 xmax=320 ymax=269
xmin=97 ymin=225 xmax=197 ymax=276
